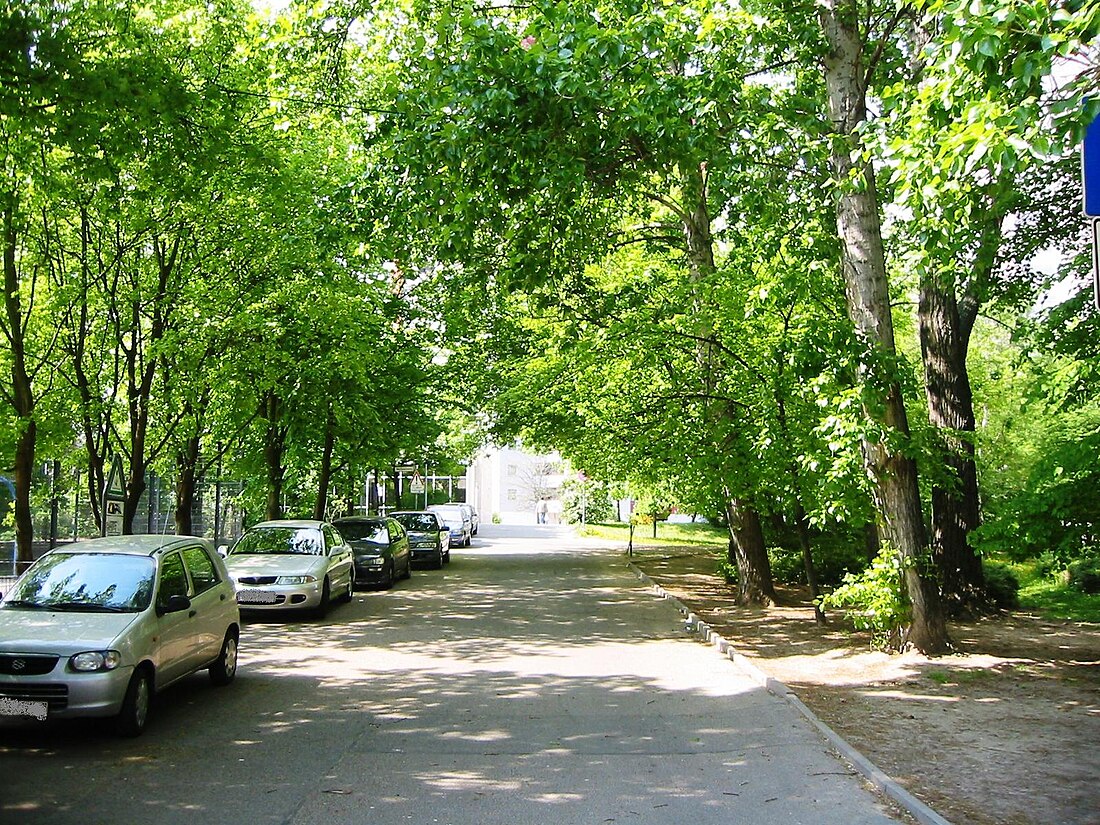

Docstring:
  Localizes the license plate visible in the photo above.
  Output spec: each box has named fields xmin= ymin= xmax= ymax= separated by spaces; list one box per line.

xmin=0 ymin=697 xmax=48 ymax=721
xmin=237 ymin=589 xmax=278 ymax=604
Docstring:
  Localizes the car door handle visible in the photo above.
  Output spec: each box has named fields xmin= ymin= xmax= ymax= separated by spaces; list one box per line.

xmin=188 ymin=610 xmax=197 ymax=618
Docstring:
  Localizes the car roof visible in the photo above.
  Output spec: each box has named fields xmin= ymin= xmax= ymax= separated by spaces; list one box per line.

xmin=390 ymin=510 xmax=436 ymax=516
xmin=51 ymin=535 xmax=213 ymax=558
xmin=249 ymin=519 xmax=326 ymax=530
xmin=333 ymin=516 xmax=385 ymax=523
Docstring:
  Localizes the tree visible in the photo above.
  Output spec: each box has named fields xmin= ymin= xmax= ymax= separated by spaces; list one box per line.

xmin=879 ymin=0 xmax=1100 ymax=614
xmin=815 ymin=0 xmax=949 ymax=653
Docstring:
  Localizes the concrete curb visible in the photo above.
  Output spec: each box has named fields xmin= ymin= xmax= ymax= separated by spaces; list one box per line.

xmin=627 ymin=560 xmax=952 ymax=825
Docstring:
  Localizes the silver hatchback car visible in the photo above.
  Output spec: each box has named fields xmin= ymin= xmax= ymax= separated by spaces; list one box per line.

xmin=0 ymin=535 xmax=240 ymax=736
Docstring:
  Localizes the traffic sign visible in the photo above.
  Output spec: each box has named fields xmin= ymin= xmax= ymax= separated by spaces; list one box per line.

xmin=409 ymin=470 xmax=426 ymax=494
xmin=105 ymin=455 xmax=126 ymax=498
xmin=1084 ymin=109 xmax=1100 ymax=216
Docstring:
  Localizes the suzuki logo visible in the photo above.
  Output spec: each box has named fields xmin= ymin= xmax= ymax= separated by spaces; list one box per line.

xmin=11 ymin=659 xmax=26 ymax=672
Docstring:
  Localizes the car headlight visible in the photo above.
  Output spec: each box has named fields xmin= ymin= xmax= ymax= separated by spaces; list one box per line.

xmin=361 ymin=557 xmax=385 ymax=568
xmin=70 ymin=650 xmax=122 ymax=672
xmin=276 ymin=575 xmax=318 ymax=585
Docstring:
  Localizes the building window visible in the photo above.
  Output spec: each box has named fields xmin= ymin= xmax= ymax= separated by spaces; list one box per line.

xmin=507 ymin=489 xmax=517 ymax=501
xmin=507 ymin=464 xmax=517 ymax=476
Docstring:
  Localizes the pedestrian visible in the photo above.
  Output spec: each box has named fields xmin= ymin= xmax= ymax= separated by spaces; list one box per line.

xmin=536 ymin=498 xmax=548 ymax=524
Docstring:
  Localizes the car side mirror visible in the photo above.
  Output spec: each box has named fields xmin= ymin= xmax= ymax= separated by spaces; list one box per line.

xmin=157 ymin=594 xmax=192 ymax=616
xmin=217 ymin=545 xmax=229 ymax=557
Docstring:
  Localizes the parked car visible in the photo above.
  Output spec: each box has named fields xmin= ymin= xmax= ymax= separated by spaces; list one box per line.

xmin=0 ymin=535 xmax=240 ymax=737
xmin=428 ymin=504 xmax=472 ymax=548
xmin=390 ymin=510 xmax=450 ymax=567
xmin=222 ymin=520 xmax=354 ymax=618
xmin=333 ymin=516 xmax=412 ymax=588
xmin=446 ymin=502 xmax=479 ymax=536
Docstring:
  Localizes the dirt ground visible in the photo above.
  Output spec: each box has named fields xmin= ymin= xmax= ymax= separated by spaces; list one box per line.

xmin=628 ymin=548 xmax=1100 ymax=825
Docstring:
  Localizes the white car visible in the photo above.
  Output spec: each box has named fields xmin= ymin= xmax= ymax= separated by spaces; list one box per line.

xmin=223 ymin=520 xmax=355 ymax=617
xmin=0 ymin=535 xmax=240 ymax=737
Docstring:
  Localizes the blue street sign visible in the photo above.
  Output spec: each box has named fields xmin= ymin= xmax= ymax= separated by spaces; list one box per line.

xmin=1084 ymin=111 xmax=1100 ymax=216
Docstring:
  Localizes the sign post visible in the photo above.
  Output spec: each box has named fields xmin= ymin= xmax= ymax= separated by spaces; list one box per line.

xmin=409 ymin=470 xmax=426 ymax=508
xmin=103 ymin=455 xmax=126 ymax=537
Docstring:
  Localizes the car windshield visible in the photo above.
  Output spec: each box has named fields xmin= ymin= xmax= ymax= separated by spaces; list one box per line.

xmin=431 ymin=508 xmax=463 ymax=521
xmin=229 ymin=527 xmax=323 ymax=556
xmin=394 ymin=514 xmax=439 ymax=532
xmin=336 ymin=521 xmax=387 ymax=543
xmin=1 ymin=552 xmax=156 ymax=613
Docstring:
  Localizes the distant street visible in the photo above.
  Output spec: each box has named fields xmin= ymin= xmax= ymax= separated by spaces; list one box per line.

xmin=0 ymin=524 xmax=903 ymax=824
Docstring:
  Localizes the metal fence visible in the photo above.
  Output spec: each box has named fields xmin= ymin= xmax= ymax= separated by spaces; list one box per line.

xmin=0 ymin=468 xmax=468 ymax=580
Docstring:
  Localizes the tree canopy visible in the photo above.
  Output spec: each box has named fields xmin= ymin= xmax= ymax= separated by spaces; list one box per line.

xmin=2 ymin=0 xmax=1099 ymax=654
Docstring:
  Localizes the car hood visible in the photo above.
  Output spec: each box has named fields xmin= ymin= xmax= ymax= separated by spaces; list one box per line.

xmin=0 ymin=608 xmax=140 ymax=654
xmin=347 ymin=540 xmax=385 ymax=555
xmin=224 ymin=554 xmax=327 ymax=577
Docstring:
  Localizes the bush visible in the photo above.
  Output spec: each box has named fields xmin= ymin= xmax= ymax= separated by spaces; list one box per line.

xmin=560 ymin=478 xmax=615 ymax=524
xmin=1068 ymin=556 xmax=1100 ymax=594
xmin=716 ymin=557 xmax=738 ymax=584
xmin=819 ymin=546 xmax=910 ymax=651
xmin=767 ymin=537 xmax=868 ymax=588
xmin=982 ymin=560 xmax=1020 ymax=610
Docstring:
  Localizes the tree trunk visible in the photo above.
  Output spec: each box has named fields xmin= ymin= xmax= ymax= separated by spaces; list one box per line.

xmin=819 ymin=0 xmax=949 ymax=654
xmin=794 ymin=503 xmax=826 ymax=624
xmin=262 ymin=392 xmax=286 ymax=521
xmin=175 ymin=435 xmax=200 ymax=536
xmin=313 ymin=409 xmax=335 ymax=520
xmin=919 ymin=276 xmax=985 ymax=615
xmin=3 ymin=193 xmax=35 ymax=565
xmin=725 ymin=497 xmax=778 ymax=606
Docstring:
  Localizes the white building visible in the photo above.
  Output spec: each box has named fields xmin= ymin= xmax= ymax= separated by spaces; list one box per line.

xmin=466 ymin=444 xmax=567 ymax=524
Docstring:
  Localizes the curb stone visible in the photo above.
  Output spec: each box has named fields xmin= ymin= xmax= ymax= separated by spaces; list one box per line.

xmin=627 ymin=560 xmax=952 ymax=825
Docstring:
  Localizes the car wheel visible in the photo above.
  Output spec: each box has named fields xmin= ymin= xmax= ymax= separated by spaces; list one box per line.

xmin=115 ymin=667 xmax=152 ymax=738
xmin=209 ymin=630 xmax=239 ymax=686
xmin=401 ymin=555 xmax=412 ymax=580
xmin=443 ymin=547 xmax=451 ymax=564
xmin=382 ymin=560 xmax=395 ymax=589
xmin=313 ymin=578 xmax=331 ymax=619
xmin=434 ymin=549 xmax=444 ymax=569
xmin=342 ymin=571 xmax=355 ymax=603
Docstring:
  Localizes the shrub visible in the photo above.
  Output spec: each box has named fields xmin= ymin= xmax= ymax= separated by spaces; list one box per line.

xmin=982 ymin=560 xmax=1020 ymax=610
xmin=716 ymin=557 xmax=738 ymax=584
xmin=560 ymin=478 xmax=615 ymax=524
xmin=766 ymin=537 xmax=868 ymax=588
xmin=819 ymin=546 xmax=910 ymax=651
xmin=1068 ymin=556 xmax=1100 ymax=594
xmin=767 ymin=546 xmax=804 ymax=584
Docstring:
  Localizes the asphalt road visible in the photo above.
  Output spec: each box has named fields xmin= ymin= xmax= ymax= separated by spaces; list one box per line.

xmin=0 ymin=524 xmax=904 ymax=825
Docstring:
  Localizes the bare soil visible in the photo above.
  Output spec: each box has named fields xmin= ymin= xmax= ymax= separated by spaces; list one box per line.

xmin=629 ymin=548 xmax=1100 ymax=825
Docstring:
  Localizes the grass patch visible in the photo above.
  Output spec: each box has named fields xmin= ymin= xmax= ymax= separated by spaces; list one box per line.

xmin=1018 ymin=577 xmax=1100 ymax=623
xmin=1006 ymin=558 xmax=1100 ymax=623
xmin=579 ymin=521 xmax=727 ymax=548
xmin=927 ymin=669 xmax=988 ymax=685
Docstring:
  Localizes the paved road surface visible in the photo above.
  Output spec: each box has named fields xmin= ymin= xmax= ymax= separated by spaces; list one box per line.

xmin=0 ymin=524 xmax=904 ymax=824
